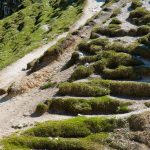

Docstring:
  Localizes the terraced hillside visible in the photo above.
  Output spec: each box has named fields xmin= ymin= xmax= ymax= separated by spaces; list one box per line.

xmin=0 ymin=0 xmax=150 ymax=150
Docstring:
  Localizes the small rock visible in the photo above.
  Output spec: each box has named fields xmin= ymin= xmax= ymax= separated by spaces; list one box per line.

xmin=0 ymin=88 xmax=6 ymax=96
xmin=12 ymin=122 xmax=28 ymax=129
xmin=85 ymin=63 xmax=89 ymax=67
xmin=23 ymin=112 xmax=30 ymax=117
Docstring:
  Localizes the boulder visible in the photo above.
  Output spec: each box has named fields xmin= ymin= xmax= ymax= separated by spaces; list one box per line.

xmin=0 ymin=88 xmax=6 ymax=96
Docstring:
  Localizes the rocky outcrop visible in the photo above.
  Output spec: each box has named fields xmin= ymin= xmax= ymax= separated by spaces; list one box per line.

xmin=0 ymin=0 xmax=21 ymax=19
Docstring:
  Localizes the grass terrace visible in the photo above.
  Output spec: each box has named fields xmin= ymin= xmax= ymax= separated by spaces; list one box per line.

xmin=2 ymin=112 xmax=150 ymax=149
xmin=1 ymin=116 xmax=126 ymax=150
xmin=90 ymin=79 xmax=150 ymax=98
xmin=35 ymin=96 xmax=131 ymax=116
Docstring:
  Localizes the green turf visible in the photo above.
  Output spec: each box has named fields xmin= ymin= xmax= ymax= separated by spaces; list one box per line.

xmin=0 ymin=0 xmax=85 ymax=69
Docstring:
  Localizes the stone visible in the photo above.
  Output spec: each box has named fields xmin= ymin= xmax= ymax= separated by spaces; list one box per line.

xmin=0 ymin=89 xmax=6 ymax=96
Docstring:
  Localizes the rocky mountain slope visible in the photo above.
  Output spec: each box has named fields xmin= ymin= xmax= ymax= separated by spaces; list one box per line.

xmin=0 ymin=0 xmax=150 ymax=150
xmin=0 ymin=0 xmax=21 ymax=19
xmin=0 ymin=0 xmax=39 ymax=19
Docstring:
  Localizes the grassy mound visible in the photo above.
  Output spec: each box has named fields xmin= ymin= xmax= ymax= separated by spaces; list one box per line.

xmin=23 ymin=117 xmax=123 ymax=137
xmin=102 ymin=66 xmax=150 ymax=80
xmin=58 ymin=78 xmax=150 ymax=98
xmin=58 ymin=82 xmax=110 ymax=97
xmin=91 ymin=24 xmax=127 ymax=37
xmin=35 ymin=103 xmax=48 ymax=116
xmin=29 ymin=36 xmax=75 ymax=72
xmin=70 ymin=65 xmax=94 ymax=81
xmin=91 ymin=24 xmax=149 ymax=38
xmin=137 ymin=25 xmax=150 ymax=36
xmin=130 ymin=0 xmax=143 ymax=9
xmin=102 ymin=66 xmax=140 ymax=80
xmin=48 ymin=96 xmax=131 ymax=115
xmin=129 ymin=7 xmax=150 ymax=25
xmin=138 ymin=33 xmax=150 ymax=46
xmin=90 ymin=79 xmax=150 ymax=98
xmin=110 ymin=18 xmax=122 ymax=25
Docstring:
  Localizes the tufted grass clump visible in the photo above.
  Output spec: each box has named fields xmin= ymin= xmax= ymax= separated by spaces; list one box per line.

xmin=78 ymin=38 xmax=109 ymax=55
xmin=91 ymin=24 xmax=144 ymax=37
xmin=130 ymin=0 xmax=143 ymax=9
xmin=136 ymin=25 xmax=150 ymax=36
xmin=70 ymin=65 xmax=94 ymax=81
xmin=103 ymin=51 xmax=143 ymax=68
xmin=58 ymin=82 xmax=110 ymax=97
xmin=96 ymin=51 xmax=143 ymax=68
xmin=102 ymin=66 xmax=140 ymax=80
xmin=40 ymin=82 xmax=57 ymax=90
xmin=92 ymin=59 xmax=108 ymax=73
xmin=79 ymin=55 xmax=98 ymax=64
xmin=77 ymin=40 xmax=90 ymax=53
xmin=91 ymin=24 xmax=126 ymax=37
xmin=35 ymin=103 xmax=48 ymax=116
xmin=110 ymin=8 xmax=121 ymax=17
xmin=129 ymin=7 xmax=149 ymax=19
xmin=102 ymin=66 xmax=150 ymax=80
xmin=129 ymin=7 xmax=150 ymax=25
xmin=138 ymin=33 xmax=150 ymax=46
xmin=110 ymin=18 xmax=122 ymax=24
xmin=90 ymin=38 xmax=109 ymax=47
xmin=30 ymin=36 xmax=75 ymax=72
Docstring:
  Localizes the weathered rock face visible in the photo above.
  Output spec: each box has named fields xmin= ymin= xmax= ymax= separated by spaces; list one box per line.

xmin=0 ymin=0 xmax=21 ymax=19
